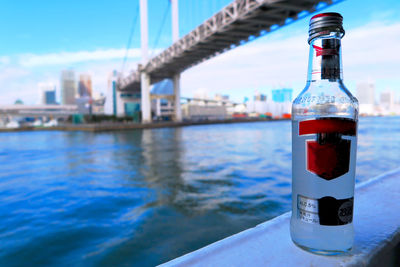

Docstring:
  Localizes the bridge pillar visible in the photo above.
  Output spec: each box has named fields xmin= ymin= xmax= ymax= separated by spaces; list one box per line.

xmin=141 ymin=72 xmax=151 ymax=123
xmin=173 ymin=73 xmax=182 ymax=122
xmin=171 ymin=0 xmax=179 ymax=42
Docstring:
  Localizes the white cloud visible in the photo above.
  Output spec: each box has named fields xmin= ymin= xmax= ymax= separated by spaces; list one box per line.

xmin=0 ymin=67 xmax=37 ymax=104
xmin=0 ymin=56 xmax=10 ymax=65
xmin=0 ymin=67 xmax=29 ymax=82
xmin=343 ymin=22 xmax=400 ymax=80
xmin=181 ymin=21 xmax=400 ymax=99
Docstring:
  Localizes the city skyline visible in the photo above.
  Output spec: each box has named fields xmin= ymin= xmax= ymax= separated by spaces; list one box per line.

xmin=0 ymin=0 xmax=400 ymax=105
xmin=28 ymin=72 xmax=400 ymax=118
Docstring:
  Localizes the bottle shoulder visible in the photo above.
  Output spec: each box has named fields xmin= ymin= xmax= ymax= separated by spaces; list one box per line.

xmin=292 ymin=80 xmax=358 ymax=120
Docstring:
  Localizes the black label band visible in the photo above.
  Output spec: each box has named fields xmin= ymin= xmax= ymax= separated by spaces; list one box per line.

xmin=318 ymin=196 xmax=353 ymax=225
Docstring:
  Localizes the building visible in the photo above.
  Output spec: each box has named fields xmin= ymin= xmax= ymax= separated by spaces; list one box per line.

xmin=104 ymin=70 xmax=141 ymax=118
xmin=247 ymin=90 xmax=268 ymax=114
xmin=78 ymin=74 xmax=93 ymax=97
xmin=104 ymin=70 xmax=117 ymax=115
xmin=75 ymin=74 xmax=93 ymax=114
xmin=38 ymin=82 xmax=56 ymax=105
xmin=180 ymin=89 xmax=228 ymax=120
xmin=272 ymin=88 xmax=292 ymax=103
xmin=61 ymin=70 xmax=76 ymax=105
xmin=270 ymin=88 xmax=293 ymax=117
xmin=380 ymin=91 xmax=394 ymax=111
xmin=254 ymin=93 xmax=267 ymax=101
xmin=75 ymin=96 xmax=92 ymax=114
xmin=181 ymin=103 xmax=227 ymax=121
xmin=151 ymin=79 xmax=175 ymax=120
xmin=357 ymin=81 xmax=375 ymax=115
xmin=92 ymin=91 xmax=106 ymax=114
xmin=215 ymin=94 xmax=230 ymax=102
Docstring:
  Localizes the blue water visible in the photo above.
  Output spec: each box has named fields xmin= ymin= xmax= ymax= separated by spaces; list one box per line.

xmin=0 ymin=117 xmax=399 ymax=266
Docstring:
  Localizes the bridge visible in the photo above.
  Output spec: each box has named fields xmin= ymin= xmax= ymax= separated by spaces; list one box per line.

xmin=117 ymin=0 xmax=341 ymax=123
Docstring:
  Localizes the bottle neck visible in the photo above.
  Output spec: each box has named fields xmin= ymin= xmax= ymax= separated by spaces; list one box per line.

xmin=307 ymin=36 xmax=343 ymax=83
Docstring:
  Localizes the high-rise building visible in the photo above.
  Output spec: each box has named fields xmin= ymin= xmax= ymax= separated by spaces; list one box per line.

xmin=356 ymin=81 xmax=375 ymax=114
xmin=254 ymin=92 xmax=267 ymax=101
xmin=247 ymin=90 xmax=268 ymax=114
xmin=356 ymin=82 xmax=375 ymax=105
xmin=38 ymin=82 xmax=56 ymax=105
xmin=78 ymin=74 xmax=93 ymax=97
xmin=61 ymin=70 xmax=76 ymax=105
xmin=272 ymin=88 xmax=293 ymax=103
xmin=269 ymin=88 xmax=293 ymax=117
xmin=380 ymin=90 xmax=395 ymax=111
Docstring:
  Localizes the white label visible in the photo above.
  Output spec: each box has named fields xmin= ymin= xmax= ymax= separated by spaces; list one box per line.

xmin=297 ymin=195 xmax=320 ymax=224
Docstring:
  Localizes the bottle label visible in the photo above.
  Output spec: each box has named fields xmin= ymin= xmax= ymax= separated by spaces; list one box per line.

xmin=298 ymin=195 xmax=354 ymax=225
xmin=292 ymin=118 xmax=357 ymax=226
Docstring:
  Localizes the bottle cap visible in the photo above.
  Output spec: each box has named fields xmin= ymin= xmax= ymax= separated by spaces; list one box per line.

xmin=308 ymin=12 xmax=345 ymax=43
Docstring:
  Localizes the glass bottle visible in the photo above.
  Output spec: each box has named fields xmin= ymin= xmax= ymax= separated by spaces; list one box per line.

xmin=290 ymin=12 xmax=359 ymax=254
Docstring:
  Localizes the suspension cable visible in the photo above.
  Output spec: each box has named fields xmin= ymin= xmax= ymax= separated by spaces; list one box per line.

xmin=150 ymin=1 xmax=171 ymax=57
xmin=120 ymin=3 xmax=140 ymax=77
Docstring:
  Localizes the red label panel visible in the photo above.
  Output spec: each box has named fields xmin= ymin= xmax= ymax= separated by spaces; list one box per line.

xmin=307 ymin=140 xmax=350 ymax=180
xmin=300 ymin=118 xmax=356 ymax=180
xmin=299 ymin=119 xmax=356 ymax=136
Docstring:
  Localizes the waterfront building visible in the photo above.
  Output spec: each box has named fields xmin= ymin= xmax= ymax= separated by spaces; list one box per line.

xmin=214 ymin=94 xmax=230 ymax=102
xmin=104 ymin=70 xmax=118 ymax=116
xmin=247 ymin=91 xmax=268 ymax=115
xmin=61 ymin=70 xmax=76 ymax=105
xmin=254 ymin=93 xmax=267 ymax=101
xmin=271 ymin=88 xmax=292 ymax=103
xmin=75 ymin=74 xmax=94 ymax=114
xmin=380 ymin=90 xmax=395 ymax=113
xmin=78 ymin=74 xmax=93 ymax=97
xmin=357 ymin=81 xmax=375 ymax=115
xmin=104 ymin=70 xmax=141 ymax=118
xmin=181 ymin=103 xmax=227 ymax=121
xmin=92 ymin=92 xmax=106 ymax=114
xmin=271 ymin=88 xmax=293 ymax=117
xmin=75 ymin=96 xmax=92 ymax=114
xmin=214 ymin=94 xmax=236 ymax=116
xmin=38 ymin=82 xmax=56 ymax=105
xmin=181 ymin=88 xmax=227 ymax=120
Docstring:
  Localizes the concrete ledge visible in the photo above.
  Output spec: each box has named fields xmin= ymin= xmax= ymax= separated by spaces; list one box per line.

xmin=159 ymin=168 xmax=400 ymax=267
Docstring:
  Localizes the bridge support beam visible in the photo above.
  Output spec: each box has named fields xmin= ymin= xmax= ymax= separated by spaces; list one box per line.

xmin=141 ymin=72 xmax=151 ymax=123
xmin=173 ymin=73 xmax=182 ymax=122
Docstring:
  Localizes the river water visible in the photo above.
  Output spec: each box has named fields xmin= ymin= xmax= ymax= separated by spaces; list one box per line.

xmin=0 ymin=117 xmax=399 ymax=266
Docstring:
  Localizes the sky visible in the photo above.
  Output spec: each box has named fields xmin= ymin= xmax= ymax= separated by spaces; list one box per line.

xmin=0 ymin=0 xmax=400 ymax=104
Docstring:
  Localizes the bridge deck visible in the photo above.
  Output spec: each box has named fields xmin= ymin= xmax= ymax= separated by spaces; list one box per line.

xmin=118 ymin=0 xmax=338 ymax=92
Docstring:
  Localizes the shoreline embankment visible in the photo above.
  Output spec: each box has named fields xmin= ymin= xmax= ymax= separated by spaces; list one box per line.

xmin=0 ymin=118 xmax=290 ymax=133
